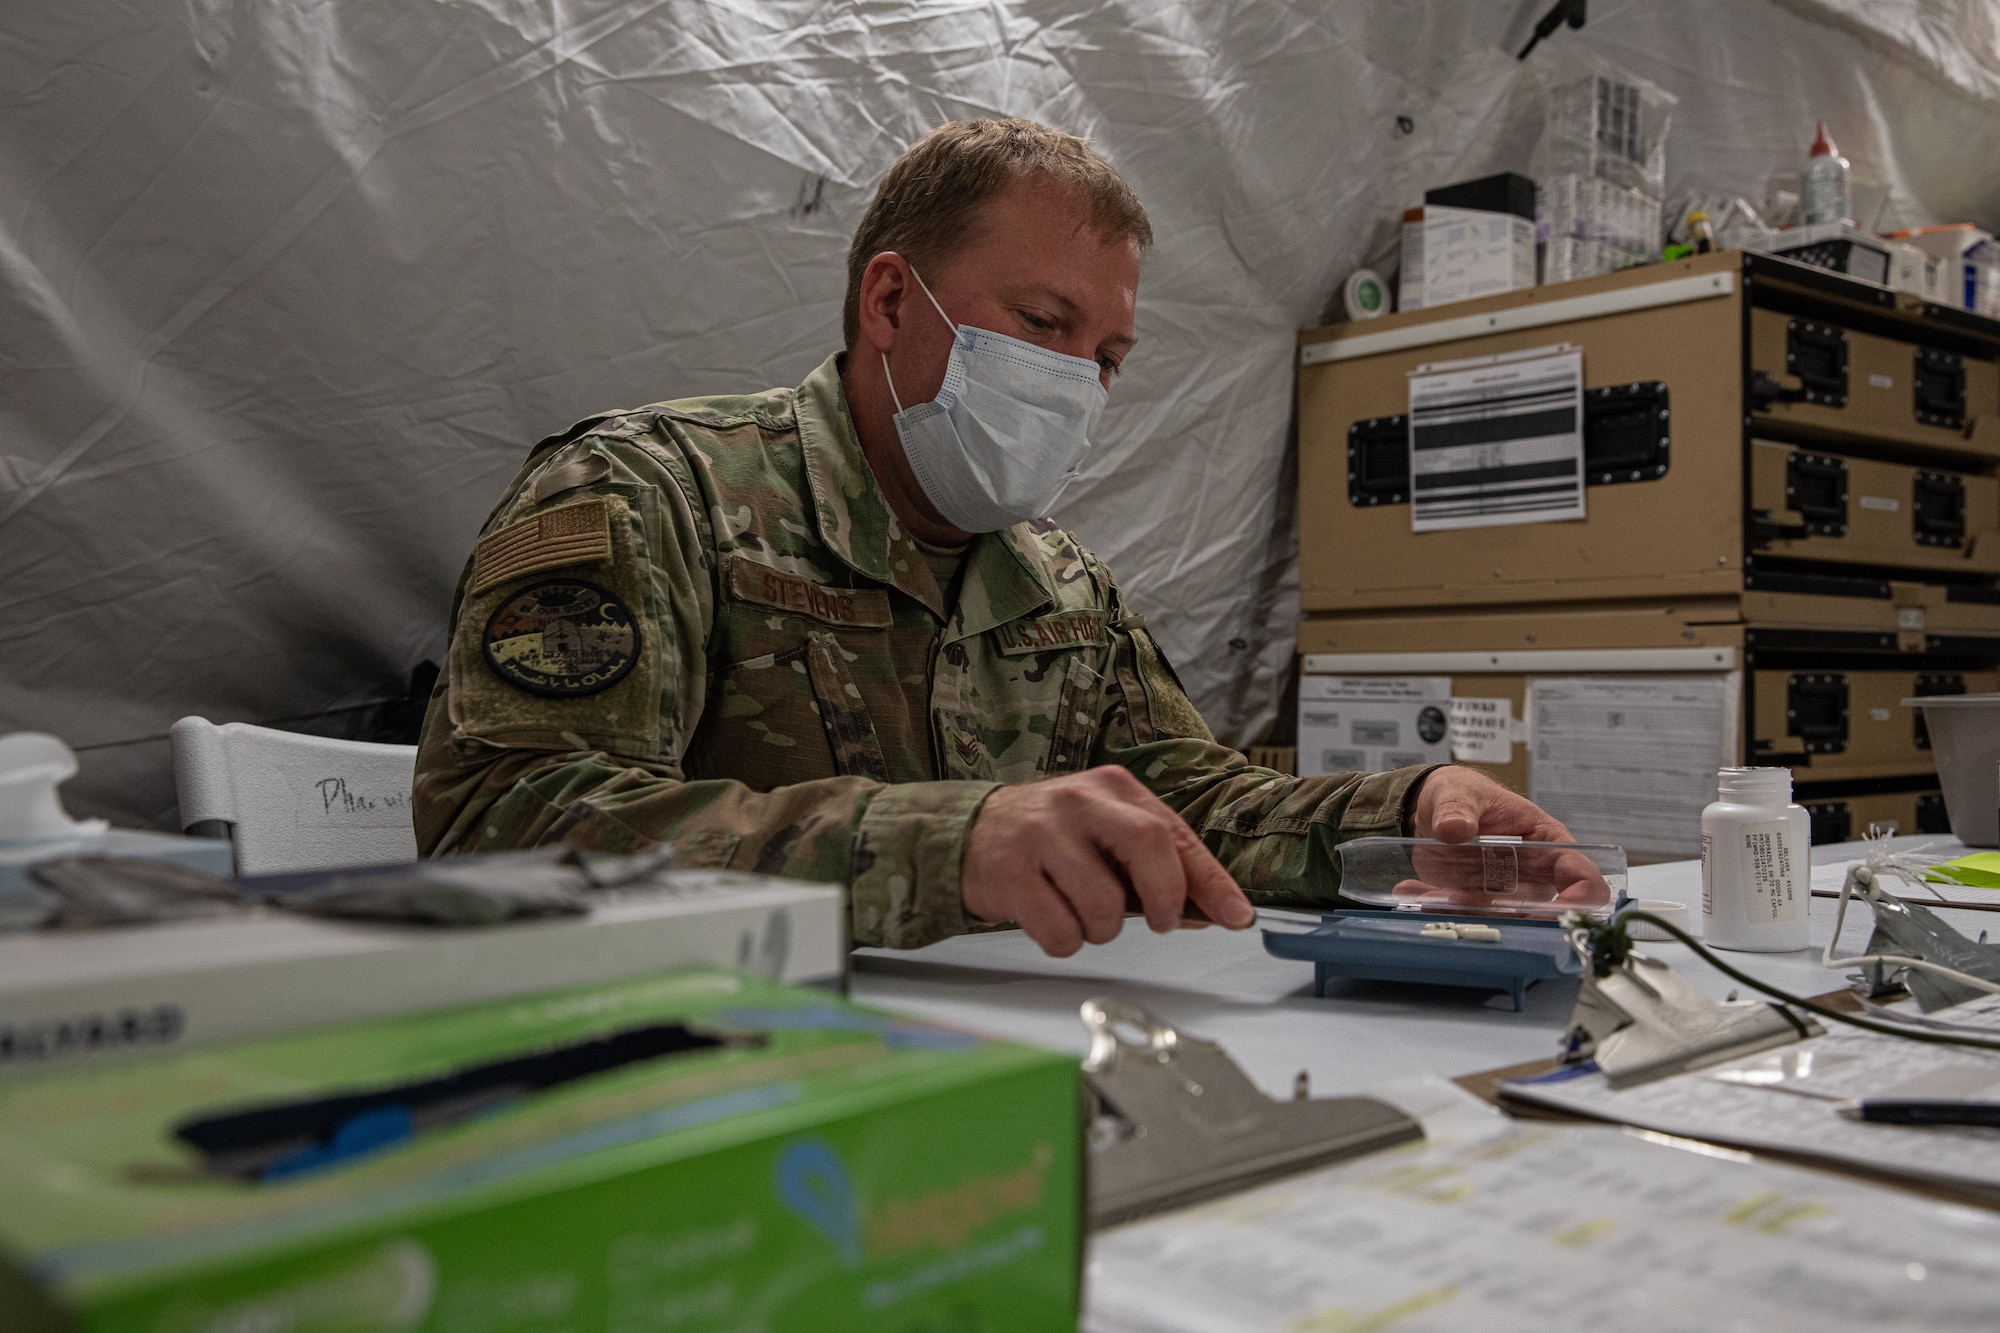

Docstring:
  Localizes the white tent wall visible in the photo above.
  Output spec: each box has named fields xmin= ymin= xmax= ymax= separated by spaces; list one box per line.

xmin=2 ymin=0 xmax=1997 ymax=827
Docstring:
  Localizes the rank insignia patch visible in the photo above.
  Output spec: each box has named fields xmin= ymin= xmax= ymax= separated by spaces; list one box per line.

xmin=482 ymin=579 xmax=640 ymax=697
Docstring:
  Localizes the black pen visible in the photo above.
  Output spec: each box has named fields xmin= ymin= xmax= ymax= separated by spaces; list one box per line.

xmin=1835 ymin=1098 xmax=2000 ymax=1127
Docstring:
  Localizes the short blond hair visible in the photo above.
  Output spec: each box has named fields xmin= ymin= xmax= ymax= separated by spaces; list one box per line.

xmin=843 ymin=117 xmax=1152 ymax=347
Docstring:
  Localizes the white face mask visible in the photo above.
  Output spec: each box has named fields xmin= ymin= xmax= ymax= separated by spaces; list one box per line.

xmin=881 ymin=267 xmax=1110 ymax=534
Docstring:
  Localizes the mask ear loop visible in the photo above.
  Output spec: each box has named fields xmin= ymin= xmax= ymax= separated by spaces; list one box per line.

xmin=880 ymin=262 xmax=957 ymax=416
xmin=906 ymin=265 xmax=957 ymax=334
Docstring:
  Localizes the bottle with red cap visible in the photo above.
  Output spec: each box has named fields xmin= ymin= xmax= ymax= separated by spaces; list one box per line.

xmin=1802 ymin=120 xmax=1852 ymax=227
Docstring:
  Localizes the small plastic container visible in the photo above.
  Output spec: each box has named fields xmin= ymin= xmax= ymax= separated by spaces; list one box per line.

xmin=1802 ymin=121 xmax=1852 ymax=227
xmin=1333 ymin=836 xmax=1625 ymax=919
xmin=1701 ymin=768 xmax=1810 ymax=952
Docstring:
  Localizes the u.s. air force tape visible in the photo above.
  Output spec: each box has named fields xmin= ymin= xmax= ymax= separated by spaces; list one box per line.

xmin=482 ymin=579 xmax=640 ymax=697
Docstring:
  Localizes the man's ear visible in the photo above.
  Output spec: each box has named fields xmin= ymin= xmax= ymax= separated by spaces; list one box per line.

xmin=855 ymin=251 xmax=910 ymax=357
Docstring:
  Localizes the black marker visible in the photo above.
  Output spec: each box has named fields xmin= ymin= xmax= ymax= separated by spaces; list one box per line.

xmin=1835 ymin=1098 xmax=2000 ymax=1127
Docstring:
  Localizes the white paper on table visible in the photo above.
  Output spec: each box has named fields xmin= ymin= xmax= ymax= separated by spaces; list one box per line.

xmin=1526 ymin=674 xmax=1737 ymax=858
xmin=1502 ymin=992 xmax=2000 ymax=1207
xmin=1085 ymin=1113 xmax=2000 ymax=1333
xmin=1812 ymin=857 xmax=2000 ymax=912
xmin=1406 ymin=344 xmax=1584 ymax=532
xmin=1295 ymin=676 xmax=1451 ymax=776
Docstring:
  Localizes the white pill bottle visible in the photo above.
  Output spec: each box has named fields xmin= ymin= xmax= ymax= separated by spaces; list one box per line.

xmin=1700 ymin=767 xmax=1811 ymax=951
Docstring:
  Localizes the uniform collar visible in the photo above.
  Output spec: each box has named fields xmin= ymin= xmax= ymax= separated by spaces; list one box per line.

xmin=796 ymin=352 xmax=1055 ymax=634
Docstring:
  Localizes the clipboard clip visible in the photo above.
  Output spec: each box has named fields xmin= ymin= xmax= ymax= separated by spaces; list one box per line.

xmin=1079 ymin=997 xmax=1421 ymax=1228
xmin=1828 ymin=860 xmax=2000 ymax=1011
xmin=1559 ymin=918 xmax=1822 ymax=1089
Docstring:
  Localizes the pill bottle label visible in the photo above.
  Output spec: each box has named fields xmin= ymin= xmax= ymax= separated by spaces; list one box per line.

xmin=1738 ymin=819 xmax=1798 ymax=923
xmin=1699 ymin=832 xmax=1713 ymax=915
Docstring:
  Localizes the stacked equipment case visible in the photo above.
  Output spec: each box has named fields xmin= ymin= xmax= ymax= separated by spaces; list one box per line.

xmin=1294 ymin=250 xmax=2000 ymax=856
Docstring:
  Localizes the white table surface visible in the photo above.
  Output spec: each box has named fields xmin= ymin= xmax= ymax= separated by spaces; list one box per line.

xmin=852 ymin=834 xmax=1987 ymax=1100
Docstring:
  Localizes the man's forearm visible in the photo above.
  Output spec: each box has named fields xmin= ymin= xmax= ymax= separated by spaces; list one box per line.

xmin=1102 ymin=737 xmax=1443 ymax=906
xmin=415 ymin=742 xmax=997 ymax=948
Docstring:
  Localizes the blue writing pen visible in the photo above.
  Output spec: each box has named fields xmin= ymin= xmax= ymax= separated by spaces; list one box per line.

xmin=1836 ymin=1098 xmax=2000 ymax=1127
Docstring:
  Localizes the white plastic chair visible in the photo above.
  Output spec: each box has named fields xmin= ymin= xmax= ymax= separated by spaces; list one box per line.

xmin=170 ymin=717 xmax=419 ymax=875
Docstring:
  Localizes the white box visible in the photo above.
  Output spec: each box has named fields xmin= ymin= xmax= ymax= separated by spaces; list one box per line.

xmin=1400 ymin=206 xmax=1535 ymax=311
xmin=1887 ymin=241 xmax=1941 ymax=300
xmin=0 ymin=869 xmax=846 ymax=1079
xmin=1543 ymin=236 xmax=1648 ymax=285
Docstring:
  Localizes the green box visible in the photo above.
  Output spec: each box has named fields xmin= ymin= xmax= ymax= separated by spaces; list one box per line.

xmin=0 ymin=967 xmax=1081 ymax=1332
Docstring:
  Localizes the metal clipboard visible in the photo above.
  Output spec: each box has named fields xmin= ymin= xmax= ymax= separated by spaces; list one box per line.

xmin=1080 ymin=997 xmax=1421 ymax=1228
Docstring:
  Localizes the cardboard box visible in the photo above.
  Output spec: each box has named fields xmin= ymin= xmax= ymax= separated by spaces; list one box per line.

xmin=1399 ymin=206 xmax=1535 ymax=311
xmin=1887 ymin=242 xmax=1943 ymax=303
xmin=1748 ymin=439 xmax=2000 ymax=577
xmin=0 ymin=870 xmax=846 ymax=1081
xmin=1886 ymin=226 xmax=1999 ymax=313
xmin=0 ymin=967 xmax=1082 ymax=1332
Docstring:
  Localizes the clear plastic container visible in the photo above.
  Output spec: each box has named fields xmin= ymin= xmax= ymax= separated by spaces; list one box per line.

xmin=1333 ymin=837 xmax=1625 ymax=919
xmin=1801 ymin=121 xmax=1852 ymax=227
xmin=1700 ymin=767 xmax=1810 ymax=952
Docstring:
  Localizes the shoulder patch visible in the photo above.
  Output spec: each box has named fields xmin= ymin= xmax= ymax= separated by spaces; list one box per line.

xmin=482 ymin=578 xmax=640 ymax=697
xmin=992 ymin=609 xmax=1109 ymax=656
xmin=726 ymin=552 xmax=892 ymax=628
xmin=471 ymin=499 xmax=611 ymax=595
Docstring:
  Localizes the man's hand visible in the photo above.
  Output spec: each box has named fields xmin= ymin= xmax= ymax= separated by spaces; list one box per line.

xmin=1408 ymin=765 xmax=1574 ymax=843
xmin=961 ymin=766 xmax=1255 ymax=957
xmin=1399 ymin=766 xmax=1610 ymax=912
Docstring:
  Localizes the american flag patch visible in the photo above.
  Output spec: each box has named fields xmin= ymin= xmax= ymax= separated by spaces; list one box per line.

xmin=470 ymin=499 xmax=612 ymax=594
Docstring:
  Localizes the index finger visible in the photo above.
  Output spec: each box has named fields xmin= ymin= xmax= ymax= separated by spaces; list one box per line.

xmin=1166 ymin=819 xmax=1254 ymax=928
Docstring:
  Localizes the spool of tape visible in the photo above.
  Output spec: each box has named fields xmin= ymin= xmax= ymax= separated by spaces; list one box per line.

xmin=1620 ymin=899 xmax=1692 ymax=942
xmin=1344 ymin=267 xmax=1388 ymax=321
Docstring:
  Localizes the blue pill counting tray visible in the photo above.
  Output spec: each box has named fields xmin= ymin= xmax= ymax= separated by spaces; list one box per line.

xmin=1263 ymin=911 xmax=1585 ymax=1012
xmin=1261 ymin=836 xmax=1628 ymax=1012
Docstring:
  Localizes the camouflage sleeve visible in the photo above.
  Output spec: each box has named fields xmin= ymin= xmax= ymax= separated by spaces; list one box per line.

xmin=412 ymin=423 xmax=993 ymax=950
xmin=1086 ymin=578 xmax=1442 ymax=908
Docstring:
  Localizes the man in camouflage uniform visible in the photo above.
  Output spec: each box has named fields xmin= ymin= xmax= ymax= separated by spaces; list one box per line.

xmin=414 ymin=118 xmax=1580 ymax=955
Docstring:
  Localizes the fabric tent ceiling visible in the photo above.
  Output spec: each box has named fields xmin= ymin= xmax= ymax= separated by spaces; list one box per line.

xmin=3 ymin=0 xmax=1998 ymax=825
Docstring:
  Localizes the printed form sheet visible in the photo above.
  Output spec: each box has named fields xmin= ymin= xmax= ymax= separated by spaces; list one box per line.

xmin=1505 ymin=992 xmax=2000 ymax=1207
xmin=1527 ymin=674 xmax=1736 ymax=858
xmin=1086 ymin=1120 xmax=2000 ymax=1332
xmin=1407 ymin=345 xmax=1584 ymax=532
